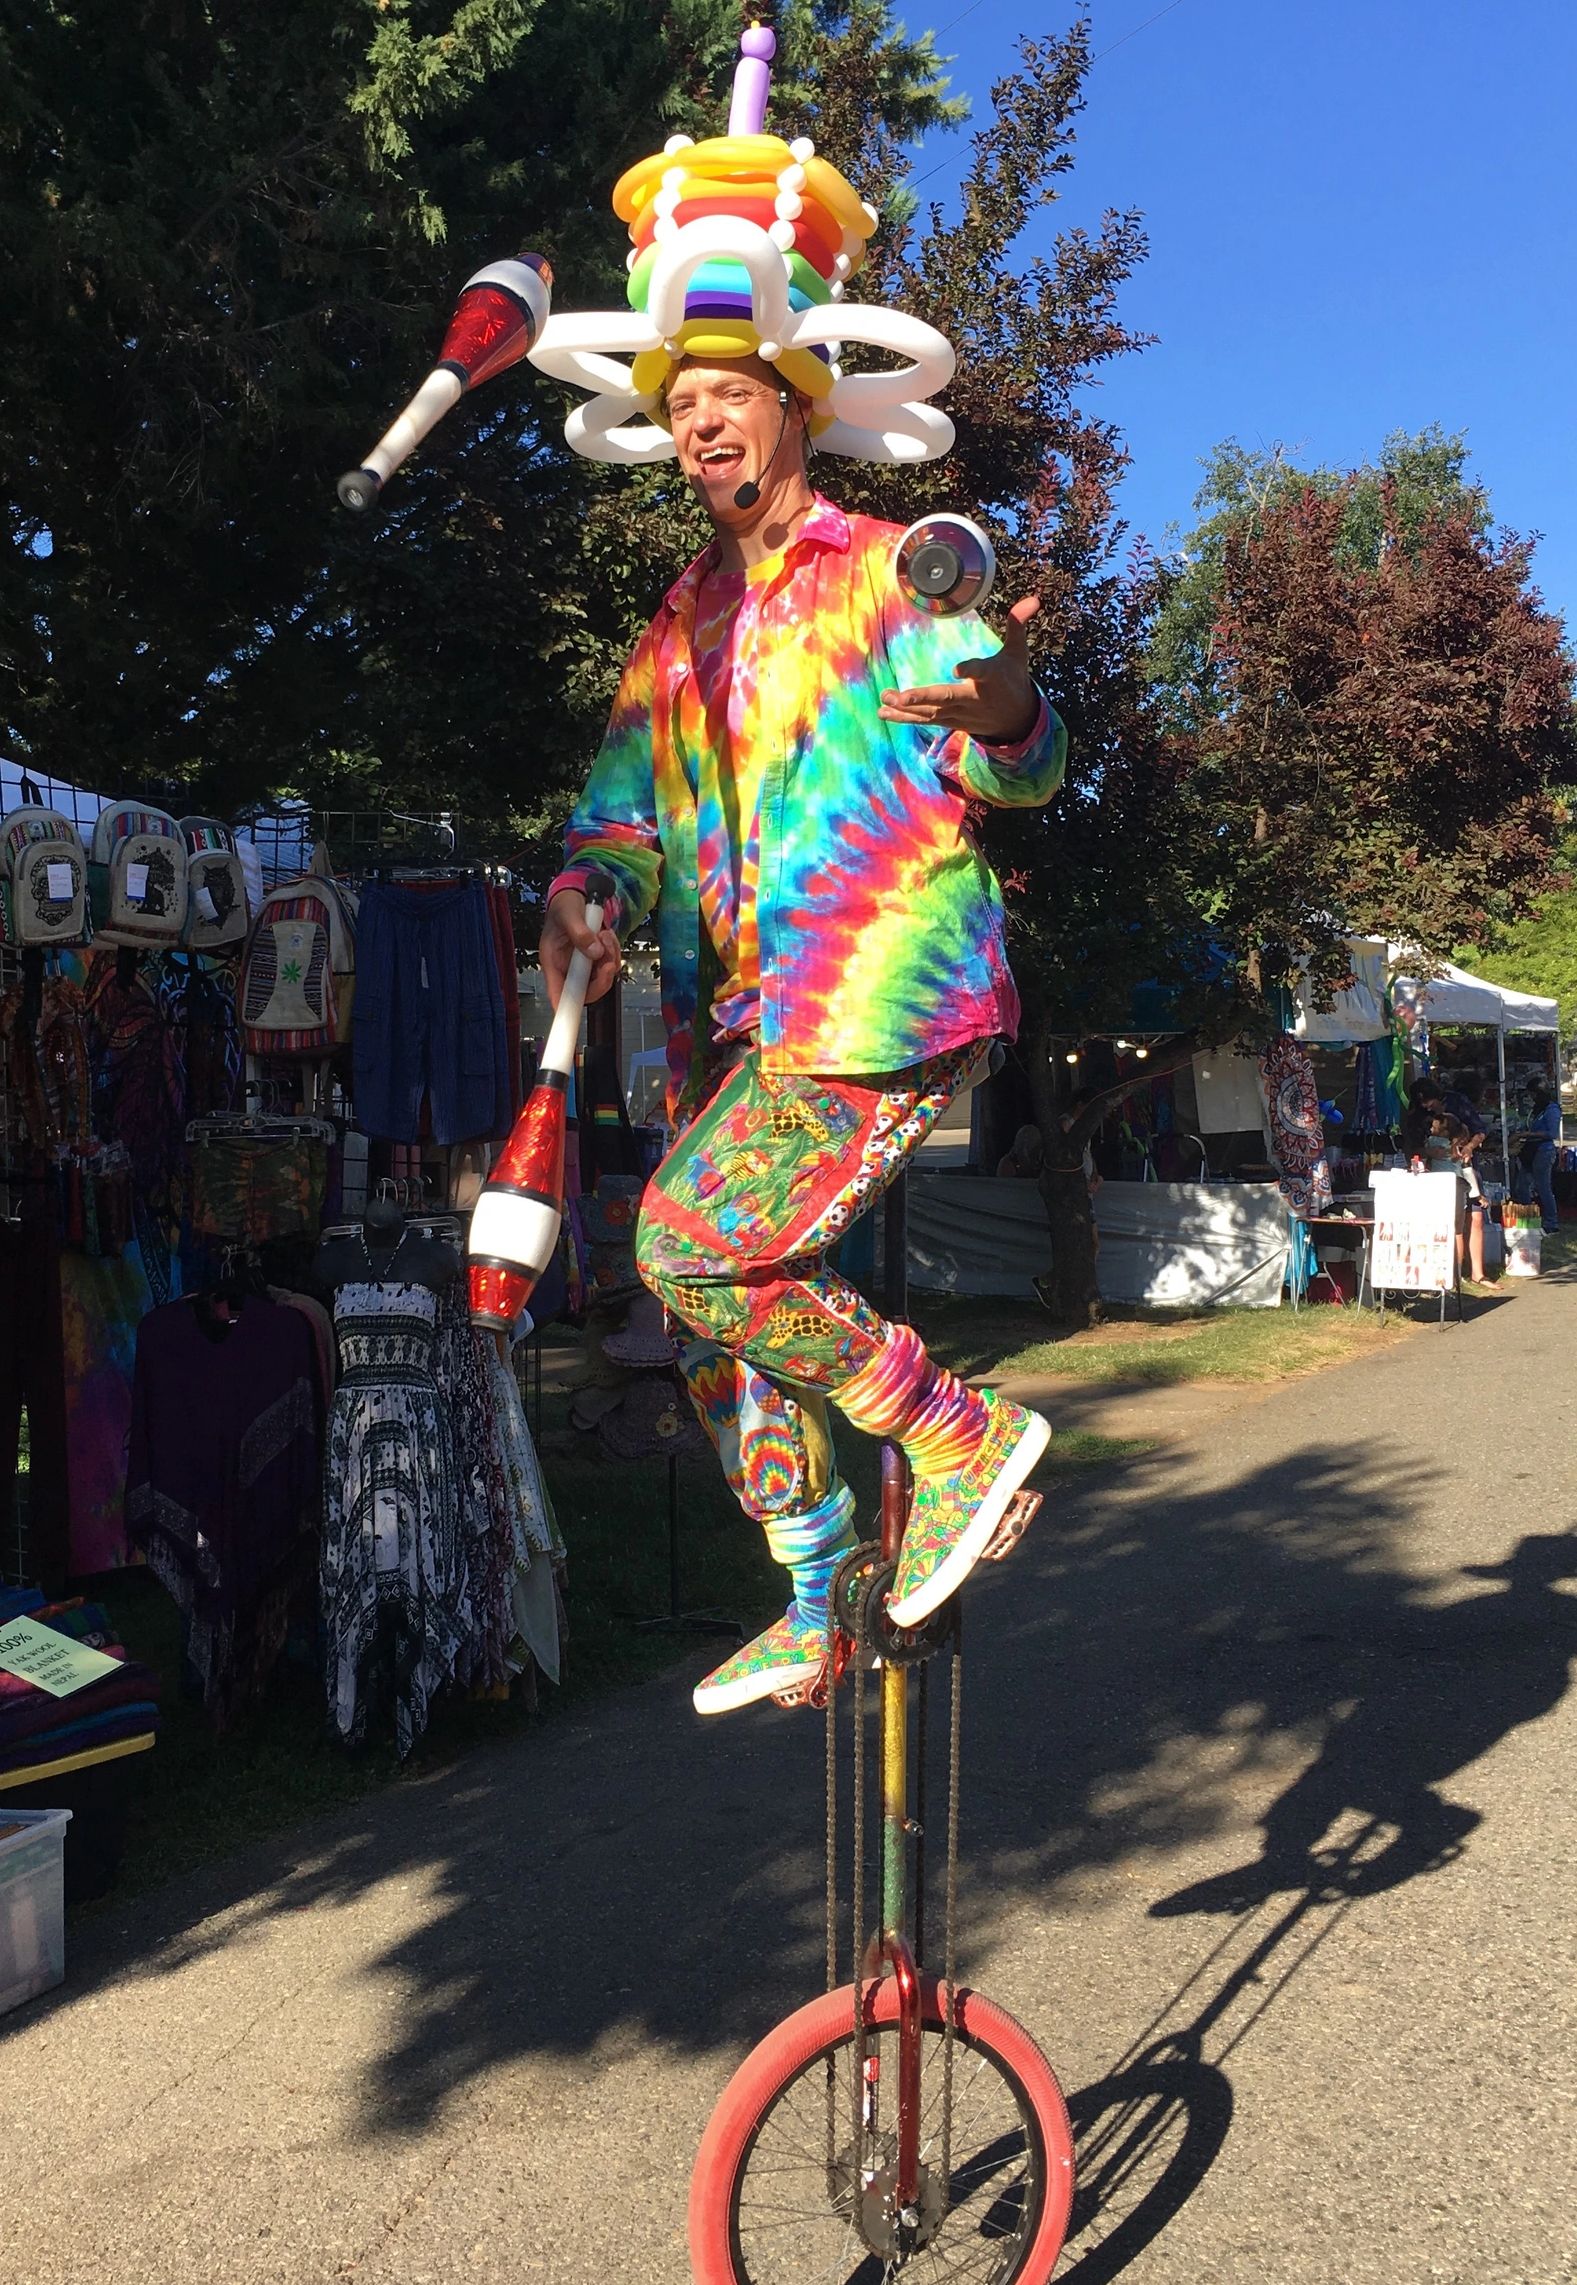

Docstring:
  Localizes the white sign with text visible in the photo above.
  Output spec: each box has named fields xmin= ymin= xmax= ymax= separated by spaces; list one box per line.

xmin=1369 ymin=1169 xmax=1458 ymax=1294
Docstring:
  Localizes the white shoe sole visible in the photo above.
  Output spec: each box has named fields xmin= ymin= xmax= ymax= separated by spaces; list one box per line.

xmin=886 ymin=1407 xmax=1052 ymax=1628
xmin=693 ymin=1652 xmax=824 ymax=1717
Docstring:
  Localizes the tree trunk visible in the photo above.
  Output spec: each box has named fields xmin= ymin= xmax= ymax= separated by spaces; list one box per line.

xmin=1019 ymin=1015 xmax=1207 ymax=1329
xmin=1024 ymin=1015 xmax=1103 ymax=1327
xmin=1038 ymin=1159 xmax=1103 ymax=1327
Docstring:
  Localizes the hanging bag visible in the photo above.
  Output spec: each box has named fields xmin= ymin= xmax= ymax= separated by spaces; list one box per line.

xmin=178 ymin=817 xmax=250 ymax=951
xmin=239 ymin=848 xmax=358 ymax=1056
xmin=0 ymin=778 xmax=89 ymax=949
xmin=87 ymin=801 xmax=188 ymax=948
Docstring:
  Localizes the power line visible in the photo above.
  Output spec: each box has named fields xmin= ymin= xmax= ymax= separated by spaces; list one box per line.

xmin=907 ymin=0 xmax=1196 ymax=194
xmin=1092 ymin=0 xmax=1192 ymax=64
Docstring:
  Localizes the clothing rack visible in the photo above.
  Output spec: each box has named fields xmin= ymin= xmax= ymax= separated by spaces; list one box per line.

xmin=318 ymin=1212 xmax=466 ymax=1247
xmin=377 ymin=861 xmax=516 ymax=890
xmin=185 ymin=1113 xmax=336 ymax=1144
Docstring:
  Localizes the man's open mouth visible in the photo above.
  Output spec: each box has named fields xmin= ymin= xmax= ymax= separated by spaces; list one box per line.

xmin=695 ymin=445 xmax=745 ymax=473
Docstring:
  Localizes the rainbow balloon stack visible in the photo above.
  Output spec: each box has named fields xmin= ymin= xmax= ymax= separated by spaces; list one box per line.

xmin=609 ymin=24 xmax=877 ymax=425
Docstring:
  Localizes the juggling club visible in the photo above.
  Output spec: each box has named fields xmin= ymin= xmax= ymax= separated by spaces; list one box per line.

xmin=337 ymin=251 xmax=554 ymax=511
xmin=468 ymin=871 xmax=616 ymax=1331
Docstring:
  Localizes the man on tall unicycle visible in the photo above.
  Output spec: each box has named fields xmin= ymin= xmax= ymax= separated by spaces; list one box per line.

xmin=534 ymin=28 xmax=1067 ymax=1719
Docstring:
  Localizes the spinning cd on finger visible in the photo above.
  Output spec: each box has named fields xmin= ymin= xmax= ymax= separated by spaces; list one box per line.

xmin=895 ymin=515 xmax=997 ymax=616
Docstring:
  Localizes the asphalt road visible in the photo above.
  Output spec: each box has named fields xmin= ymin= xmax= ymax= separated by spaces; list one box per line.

xmin=3 ymin=1271 xmax=1576 ymax=2285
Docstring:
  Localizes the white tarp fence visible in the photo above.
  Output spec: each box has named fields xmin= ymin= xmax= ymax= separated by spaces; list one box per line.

xmin=907 ymin=1175 xmax=1288 ymax=1309
xmin=0 ymin=762 xmax=110 ymax=824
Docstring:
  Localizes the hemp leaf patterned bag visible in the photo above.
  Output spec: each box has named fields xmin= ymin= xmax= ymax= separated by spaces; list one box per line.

xmin=240 ymin=864 xmax=358 ymax=1056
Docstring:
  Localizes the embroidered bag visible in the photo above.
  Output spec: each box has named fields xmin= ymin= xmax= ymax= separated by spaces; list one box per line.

xmin=240 ymin=854 xmax=358 ymax=1055
xmin=0 ymin=780 xmax=89 ymax=949
xmin=88 ymin=801 xmax=188 ymax=948
xmin=178 ymin=817 xmax=250 ymax=951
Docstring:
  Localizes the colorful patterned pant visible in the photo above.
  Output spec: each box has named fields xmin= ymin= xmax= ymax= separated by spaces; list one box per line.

xmin=635 ymin=1046 xmax=992 ymax=1589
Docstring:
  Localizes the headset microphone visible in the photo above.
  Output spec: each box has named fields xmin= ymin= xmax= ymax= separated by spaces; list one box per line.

xmin=733 ymin=389 xmax=793 ymax=509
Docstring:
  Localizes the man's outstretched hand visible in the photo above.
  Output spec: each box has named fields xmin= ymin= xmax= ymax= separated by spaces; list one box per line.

xmin=539 ymin=889 xmax=622 ymax=1009
xmin=878 ymin=594 xmax=1042 ymax=745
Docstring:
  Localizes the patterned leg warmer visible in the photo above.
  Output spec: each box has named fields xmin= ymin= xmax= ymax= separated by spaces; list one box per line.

xmin=833 ymin=1322 xmax=990 ymax=1479
xmin=761 ymin=1483 xmax=858 ymax=1631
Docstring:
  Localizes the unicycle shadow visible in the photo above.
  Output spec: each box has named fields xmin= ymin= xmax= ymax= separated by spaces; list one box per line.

xmin=1055 ymin=1813 xmax=1404 ymax=2281
xmin=1058 ymin=2045 xmax=1233 ymax=2284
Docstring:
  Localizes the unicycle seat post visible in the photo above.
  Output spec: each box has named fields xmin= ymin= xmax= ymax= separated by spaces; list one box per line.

xmin=879 ymin=1174 xmax=915 ymax=1949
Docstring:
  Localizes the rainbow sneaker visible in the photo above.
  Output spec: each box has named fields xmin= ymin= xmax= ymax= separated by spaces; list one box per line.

xmin=887 ymin=1391 xmax=1050 ymax=1628
xmin=693 ymin=1608 xmax=826 ymax=1716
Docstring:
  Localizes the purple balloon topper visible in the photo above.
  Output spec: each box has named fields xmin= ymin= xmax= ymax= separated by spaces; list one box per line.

xmin=729 ymin=24 xmax=776 ymax=137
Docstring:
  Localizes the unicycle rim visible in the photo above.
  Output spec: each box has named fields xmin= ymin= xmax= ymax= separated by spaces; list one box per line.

xmin=689 ymin=1973 xmax=1075 ymax=2284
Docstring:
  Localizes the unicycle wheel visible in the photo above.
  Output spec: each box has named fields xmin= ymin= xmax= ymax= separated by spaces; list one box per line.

xmin=689 ymin=1974 xmax=1074 ymax=2282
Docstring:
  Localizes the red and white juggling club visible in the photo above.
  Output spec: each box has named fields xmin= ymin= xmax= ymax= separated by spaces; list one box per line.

xmin=337 ymin=251 xmax=554 ymax=511
xmin=468 ymin=871 xmax=616 ymax=1331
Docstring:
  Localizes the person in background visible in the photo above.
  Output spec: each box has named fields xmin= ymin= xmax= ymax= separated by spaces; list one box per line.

xmin=1514 ymin=1083 xmax=1562 ymax=1236
xmin=996 ymin=1123 xmax=1044 ymax=1180
xmin=1435 ymin=1112 xmax=1487 ymax=1281
xmin=1414 ymin=1073 xmax=1487 ymax=1163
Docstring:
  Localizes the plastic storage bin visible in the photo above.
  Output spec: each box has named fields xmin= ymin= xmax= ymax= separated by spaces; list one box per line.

xmin=2 ymin=1751 xmax=145 ymax=1903
xmin=1505 ymin=1225 xmax=1542 ymax=1278
xmin=0 ymin=1807 xmax=72 ymax=2016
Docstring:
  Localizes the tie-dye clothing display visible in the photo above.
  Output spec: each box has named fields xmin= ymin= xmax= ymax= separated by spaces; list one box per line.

xmin=60 ymin=1244 xmax=172 ymax=1575
xmin=550 ymin=495 xmax=1065 ymax=1113
xmin=638 ymin=1046 xmax=990 ymax=1578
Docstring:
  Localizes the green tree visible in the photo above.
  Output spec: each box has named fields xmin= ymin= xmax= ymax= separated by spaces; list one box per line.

xmin=1020 ymin=432 xmax=1576 ymax=1324
xmin=0 ymin=0 xmax=957 ymax=816
xmin=1458 ymin=809 xmax=1577 ymax=1039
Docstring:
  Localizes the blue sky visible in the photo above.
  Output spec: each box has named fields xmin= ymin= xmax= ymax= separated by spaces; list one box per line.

xmin=903 ymin=0 xmax=1577 ymax=628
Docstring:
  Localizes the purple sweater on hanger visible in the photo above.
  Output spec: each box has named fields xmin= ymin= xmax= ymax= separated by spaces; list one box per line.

xmin=126 ymin=1296 xmax=321 ymax=1713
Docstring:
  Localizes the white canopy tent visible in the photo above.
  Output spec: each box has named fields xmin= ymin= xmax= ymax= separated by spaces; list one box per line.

xmin=1294 ymin=938 xmax=1560 ymax=1172
xmin=1389 ymin=958 xmax=1558 ymax=1036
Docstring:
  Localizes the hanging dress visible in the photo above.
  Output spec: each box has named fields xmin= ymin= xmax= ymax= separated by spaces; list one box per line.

xmin=485 ymin=1343 xmax=565 ymax=1685
xmin=321 ymin=1279 xmax=469 ymax=1757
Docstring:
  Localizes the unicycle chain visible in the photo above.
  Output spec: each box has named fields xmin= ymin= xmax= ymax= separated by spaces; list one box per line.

xmin=692 ymin=1521 xmax=1073 ymax=2282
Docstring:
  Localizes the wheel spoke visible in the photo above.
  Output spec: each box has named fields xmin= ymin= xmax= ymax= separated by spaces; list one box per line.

xmin=728 ymin=2022 xmax=1048 ymax=2284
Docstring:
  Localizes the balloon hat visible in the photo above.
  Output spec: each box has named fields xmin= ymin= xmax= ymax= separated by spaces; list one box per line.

xmin=527 ymin=23 xmax=956 ymax=467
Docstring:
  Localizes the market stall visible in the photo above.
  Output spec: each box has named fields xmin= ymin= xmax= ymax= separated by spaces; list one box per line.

xmin=1295 ymin=937 xmax=1561 ymax=1181
xmin=0 ymin=779 xmax=594 ymax=1902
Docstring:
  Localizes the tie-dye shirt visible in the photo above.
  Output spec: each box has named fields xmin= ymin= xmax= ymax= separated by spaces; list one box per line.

xmin=549 ymin=496 xmax=1066 ymax=1109
xmin=688 ymin=559 xmax=771 ymax=1037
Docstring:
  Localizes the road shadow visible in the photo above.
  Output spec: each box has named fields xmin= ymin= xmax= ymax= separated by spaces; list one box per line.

xmin=1149 ymin=1533 xmax=1577 ymax=1917
xmin=38 ymin=1446 xmax=1577 ymax=2197
xmin=1060 ymin=1807 xmax=1400 ymax=2280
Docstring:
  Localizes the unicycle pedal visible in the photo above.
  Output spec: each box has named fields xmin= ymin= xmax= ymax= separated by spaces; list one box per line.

xmin=983 ymin=1485 xmax=1042 ymax=1562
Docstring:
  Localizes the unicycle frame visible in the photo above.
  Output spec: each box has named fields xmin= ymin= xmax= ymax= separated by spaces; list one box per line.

xmin=873 ymin=1428 xmax=926 ymax=2207
xmin=862 ymin=1178 xmax=931 ymax=2213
